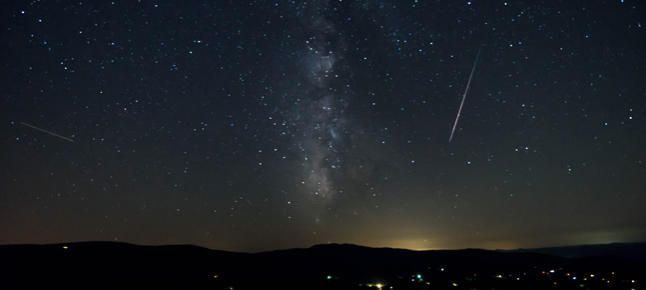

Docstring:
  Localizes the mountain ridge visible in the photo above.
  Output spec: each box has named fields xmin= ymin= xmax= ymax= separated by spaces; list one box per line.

xmin=4 ymin=240 xmax=645 ymax=255
xmin=2 ymin=240 xmax=644 ymax=289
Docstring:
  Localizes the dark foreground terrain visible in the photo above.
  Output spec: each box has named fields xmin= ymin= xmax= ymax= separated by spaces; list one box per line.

xmin=2 ymin=242 xmax=645 ymax=289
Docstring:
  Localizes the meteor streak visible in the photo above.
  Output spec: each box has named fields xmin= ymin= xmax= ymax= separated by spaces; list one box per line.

xmin=449 ymin=48 xmax=481 ymax=143
xmin=20 ymin=122 xmax=75 ymax=143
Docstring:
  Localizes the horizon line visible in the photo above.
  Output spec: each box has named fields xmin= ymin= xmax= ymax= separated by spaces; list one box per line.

xmin=1 ymin=239 xmax=643 ymax=254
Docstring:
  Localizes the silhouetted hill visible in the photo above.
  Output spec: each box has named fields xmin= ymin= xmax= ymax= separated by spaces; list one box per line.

xmin=1 ymin=241 xmax=644 ymax=289
xmin=513 ymin=242 xmax=646 ymax=262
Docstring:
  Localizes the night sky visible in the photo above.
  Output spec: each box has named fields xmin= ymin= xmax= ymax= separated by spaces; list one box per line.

xmin=2 ymin=0 xmax=645 ymax=252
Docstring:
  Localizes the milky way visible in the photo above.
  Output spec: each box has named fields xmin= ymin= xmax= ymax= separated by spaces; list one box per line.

xmin=282 ymin=0 xmax=352 ymax=210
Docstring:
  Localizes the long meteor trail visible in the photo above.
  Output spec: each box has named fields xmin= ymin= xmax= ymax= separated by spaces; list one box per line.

xmin=20 ymin=122 xmax=75 ymax=143
xmin=449 ymin=48 xmax=481 ymax=143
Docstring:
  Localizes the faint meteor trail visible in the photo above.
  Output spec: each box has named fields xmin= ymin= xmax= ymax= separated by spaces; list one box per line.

xmin=20 ymin=122 xmax=74 ymax=143
xmin=449 ymin=48 xmax=481 ymax=143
